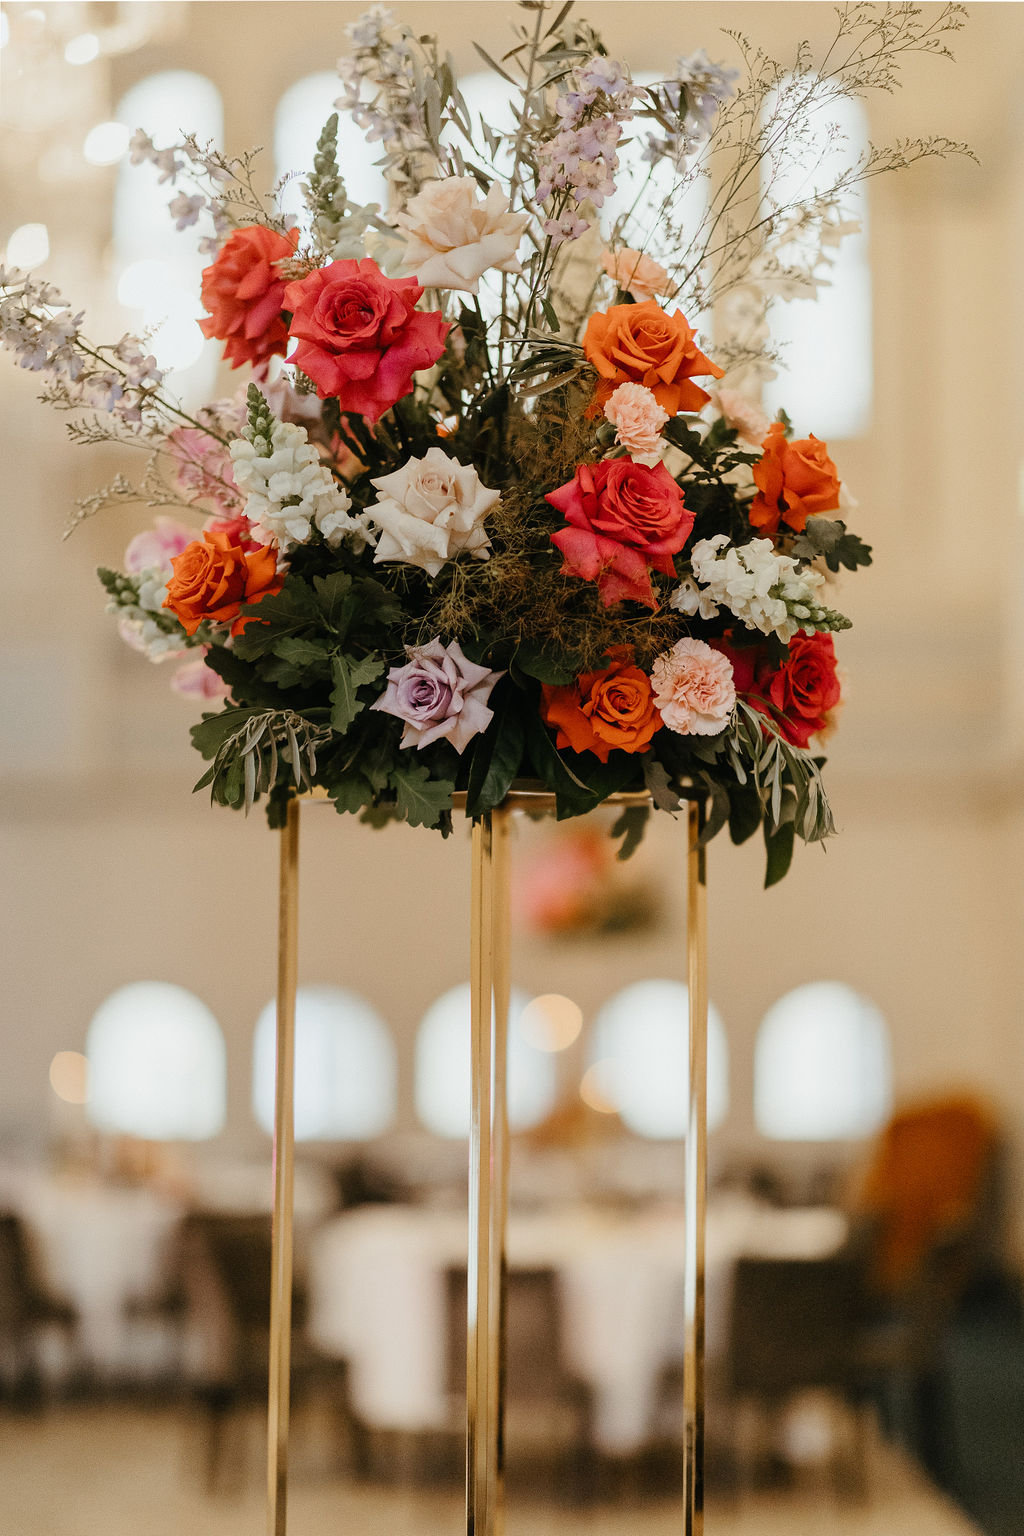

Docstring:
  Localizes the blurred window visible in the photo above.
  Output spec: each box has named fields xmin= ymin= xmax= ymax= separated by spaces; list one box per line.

xmin=761 ymin=86 xmax=872 ymax=440
xmin=252 ymin=985 xmax=396 ymax=1141
xmin=275 ymin=72 xmax=388 ymax=224
xmin=755 ymin=981 xmax=891 ymax=1140
xmin=588 ymin=980 xmax=729 ymax=1138
xmin=114 ymin=71 xmax=222 ymax=395
xmin=415 ymin=984 xmax=558 ymax=1138
xmin=86 ymin=981 xmax=226 ymax=1139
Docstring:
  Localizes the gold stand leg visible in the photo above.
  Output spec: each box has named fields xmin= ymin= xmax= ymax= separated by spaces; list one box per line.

xmin=684 ymin=802 xmax=708 ymax=1536
xmin=268 ymin=797 xmax=300 ymax=1536
xmin=467 ymin=809 xmax=510 ymax=1536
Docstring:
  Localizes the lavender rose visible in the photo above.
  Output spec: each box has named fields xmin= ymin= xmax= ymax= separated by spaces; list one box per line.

xmin=370 ymin=637 xmax=503 ymax=753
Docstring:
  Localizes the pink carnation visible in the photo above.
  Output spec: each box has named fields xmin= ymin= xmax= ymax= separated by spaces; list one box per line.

xmin=604 ymin=382 xmax=669 ymax=464
xmin=651 ymin=637 xmax=736 ymax=736
xmin=601 ymin=247 xmax=671 ymax=302
xmin=124 ymin=516 xmax=195 ymax=574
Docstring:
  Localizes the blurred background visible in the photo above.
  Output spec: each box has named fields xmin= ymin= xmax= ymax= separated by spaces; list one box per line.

xmin=1 ymin=2 xmax=1023 ymax=1533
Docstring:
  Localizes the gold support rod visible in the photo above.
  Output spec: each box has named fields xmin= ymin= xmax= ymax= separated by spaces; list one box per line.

xmin=268 ymin=796 xmax=300 ymax=1536
xmin=684 ymin=801 xmax=708 ymax=1536
xmin=466 ymin=810 xmax=511 ymax=1536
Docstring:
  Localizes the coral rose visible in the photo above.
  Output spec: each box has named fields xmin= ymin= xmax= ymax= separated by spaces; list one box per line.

xmin=283 ymin=258 xmax=449 ymax=423
xmin=763 ymin=631 xmax=841 ymax=748
xmin=547 ymin=459 xmax=694 ymax=608
xmin=163 ymin=527 xmax=283 ymax=637
xmin=540 ymin=651 xmax=662 ymax=763
xmin=199 ymin=225 xmax=298 ymax=372
xmin=749 ymin=421 xmax=841 ymax=537
xmin=583 ymin=299 xmax=724 ymax=417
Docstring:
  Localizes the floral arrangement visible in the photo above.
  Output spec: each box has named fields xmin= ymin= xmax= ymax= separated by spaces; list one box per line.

xmin=0 ymin=2 xmax=968 ymax=882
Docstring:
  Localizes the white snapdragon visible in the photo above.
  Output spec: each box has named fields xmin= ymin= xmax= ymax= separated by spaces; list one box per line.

xmin=229 ymin=421 xmax=374 ymax=553
xmin=671 ymin=535 xmax=830 ymax=643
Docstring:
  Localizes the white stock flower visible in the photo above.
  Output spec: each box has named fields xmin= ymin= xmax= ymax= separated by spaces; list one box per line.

xmin=368 ymin=447 xmax=499 ymax=577
xmin=117 ymin=614 xmax=185 ymax=662
xmin=394 ymin=177 xmax=530 ymax=294
xmin=229 ymin=421 xmax=373 ymax=553
xmin=673 ymin=535 xmax=828 ymax=643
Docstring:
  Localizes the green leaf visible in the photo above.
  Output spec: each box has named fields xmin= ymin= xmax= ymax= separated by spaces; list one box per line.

xmin=698 ymin=776 xmax=731 ymax=847
xmin=190 ymin=707 xmax=261 ymax=761
xmin=727 ymin=779 xmax=763 ymax=845
xmin=611 ymin=804 xmax=649 ymax=862
xmin=763 ymin=819 xmax=795 ymax=888
xmin=232 ymin=585 xmax=319 ymax=658
xmin=328 ymin=773 xmax=376 ymax=816
xmin=330 ymin=653 xmax=385 ymax=734
xmin=539 ymin=297 xmax=560 ymax=333
xmin=392 ymin=763 xmax=455 ymax=829
xmin=465 ymin=692 xmax=525 ymax=816
xmin=513 ymin=641 xmax=582 ymax=686
xmin=273 ymin=636 xmax=331 ymax=667
xmin=642 ymin=758 xmax=682 ymax=814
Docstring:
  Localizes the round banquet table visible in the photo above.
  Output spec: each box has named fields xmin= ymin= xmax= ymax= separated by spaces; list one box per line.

xmin=307 ymin=1193 xmax=848 ymax=1455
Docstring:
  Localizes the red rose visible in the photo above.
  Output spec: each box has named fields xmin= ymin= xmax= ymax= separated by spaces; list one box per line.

xmin=199 ymin=225 xmax=298 ymax=372
xmin=283 ymin=258 xmax=449 ymax=423
xmin=547 ymin=460 xmax=693 ymax=609
xmin=749 ymin=422 xmax=841 ymax=537
xmin=762 ymin=632 xmax=841 ymax=748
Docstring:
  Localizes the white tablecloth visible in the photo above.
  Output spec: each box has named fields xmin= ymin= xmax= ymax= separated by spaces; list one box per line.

xmin=1 ymin=1172 xmax=182 ymax=1371
xmin=308 ymin=1195 xmax=848 ymax=1453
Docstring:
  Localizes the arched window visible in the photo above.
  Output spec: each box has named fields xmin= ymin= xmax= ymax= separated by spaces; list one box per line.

xmin=275 ymin=72 xmax=388 ymax=224
xmin=252 ymin=985 xmax=396 ymax=1142
xmin=415 ymin=984 xmax=558 ymax=1138
xmin=114 ymin=71 xmax=223 ymax=393
xmin=761 ymin=89 xmax=872 ymax=440
xmin=754 ymin=981 xmax=891 ymax=1141
xmin=86 ymin=981 xmax=226 ymax=1140
xmin=588 ymin=980 xmax=729 ymax=1138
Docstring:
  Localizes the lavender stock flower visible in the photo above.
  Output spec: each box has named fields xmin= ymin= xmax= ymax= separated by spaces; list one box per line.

xmin=371 ymin=638 xmax=503 ymax=754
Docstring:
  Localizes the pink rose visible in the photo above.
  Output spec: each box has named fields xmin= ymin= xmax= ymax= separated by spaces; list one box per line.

xmin=603 ymin=382 xmax=669 ymax=464
xmin=547 ymin=460 xmax=694 ymax=609
xmin=170 ymin=651 xmax=231 ymax=701
xmin=651 ymin=637 xmax=736 ymax=736
xmin=283 ymin=258 xmax=449 ymax=423
xmin=124 ymin=516 xmax=195 ymax=574
xmin=601 ymin=247 xmax=672 ymax=302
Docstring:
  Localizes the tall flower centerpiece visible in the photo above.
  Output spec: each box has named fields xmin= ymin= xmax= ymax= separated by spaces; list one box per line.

xmin=0 ymin=2 xmax=969 ymax=882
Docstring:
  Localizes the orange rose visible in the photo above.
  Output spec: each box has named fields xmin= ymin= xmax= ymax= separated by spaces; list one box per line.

xmin=582 ymin=300 xmax=724 ymax=418
xmin=540 ymin=650 xmax=662 ymax=763
xmin=163 ymin=528 xmax=283 ymax=637
xmin=199 ymin=224 xmax=299 ymax=372
xmin=749 ymin=421 xmax=841 ymax=537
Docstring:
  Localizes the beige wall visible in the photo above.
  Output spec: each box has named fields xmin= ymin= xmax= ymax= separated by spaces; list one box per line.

xmin=3 ymin=5 xmax=1024 ymax=1242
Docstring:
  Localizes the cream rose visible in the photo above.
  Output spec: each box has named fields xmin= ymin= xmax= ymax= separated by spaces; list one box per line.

xmin=368 ymin=447 xmax=500 ymax=576
xmin=650 ymin=637 xmax=736 ymax=736
xmin=603 ymin=382 xmax=669 ymax=465
xmin=601 ymin=246 xmax=671 ymax=302
xmin=394 ymin=177 xmax=530 ymax=294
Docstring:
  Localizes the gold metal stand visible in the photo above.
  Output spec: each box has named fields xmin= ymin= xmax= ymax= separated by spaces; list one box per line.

xmin=684 ymin=800 xmax=708 ymax=1535
xmin=266 ymin=787 xmax=708 ymax=1536
xmin=268 ymin=796 xmax=300 ymax=1536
